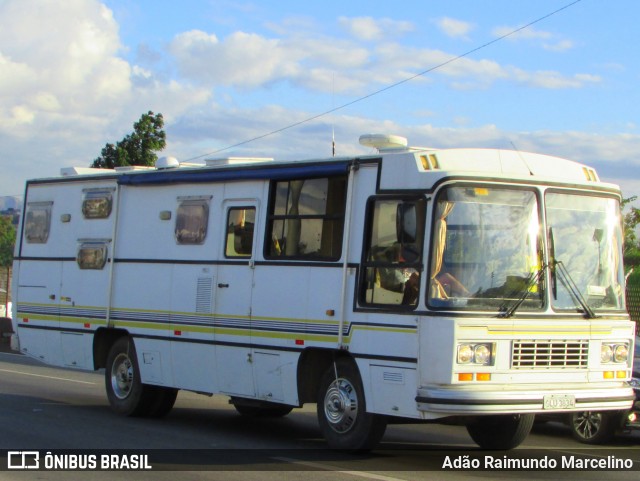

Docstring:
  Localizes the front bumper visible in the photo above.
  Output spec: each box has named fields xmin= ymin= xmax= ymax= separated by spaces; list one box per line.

xmin=416 ymin=383 xmax=635 ymax=416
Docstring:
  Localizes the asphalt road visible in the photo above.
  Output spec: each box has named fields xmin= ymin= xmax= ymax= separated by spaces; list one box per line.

xmin=1 ymin=347 xmax=639 ymax=480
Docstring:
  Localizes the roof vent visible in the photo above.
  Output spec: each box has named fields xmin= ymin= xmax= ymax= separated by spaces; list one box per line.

xmin=359 ymin=134 xmax=408 ymax=152
xmin=113 ymin=165 xmax=155 ymax=172
xmin=156 ymin=156 xmax=180 ymax=170
xmin=204 ymin=157 xmax=273 ymax=167
xmin=60 ymin=167 xmax=115 ymax=176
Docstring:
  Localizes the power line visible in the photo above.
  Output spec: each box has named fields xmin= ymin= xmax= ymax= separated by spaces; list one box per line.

xmin=186 ymin=0 xmax=583 ymax=161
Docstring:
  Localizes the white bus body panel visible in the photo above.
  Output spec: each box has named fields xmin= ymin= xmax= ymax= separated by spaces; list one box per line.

xmin=12 ymin=146 xmax=635 ymax=425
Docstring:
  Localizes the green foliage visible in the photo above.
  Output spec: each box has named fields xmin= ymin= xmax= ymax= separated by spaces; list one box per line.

xmin=0 ymin=216 xmax=16 ymax=267
xmin=91 ymin=111 xmax=166 ymax=169
xmin=622 ymin=196 xmax=640 ymax=269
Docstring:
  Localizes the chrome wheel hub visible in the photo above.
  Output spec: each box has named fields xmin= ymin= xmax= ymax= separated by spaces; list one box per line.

xmin=324 ymin=378 xmax=358 ymax=433
xmin=111 ymin=353 xmax=133 ymax=400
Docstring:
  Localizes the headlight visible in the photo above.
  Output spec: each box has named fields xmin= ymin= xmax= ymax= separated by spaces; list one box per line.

xmin=614 ymin=344 xmax=629 ymax=363
xmin=601 ymin=342 xmax=629 ymax=364
xmin=474 ymin=344 xmax=492 ymax=365
xmin=458 ymin=344 xmax=474 ymax=364
xmin=457 ymin=343 xmax=493 ymax=365
xmin=601 ymin=344 xmax=613 ymax=363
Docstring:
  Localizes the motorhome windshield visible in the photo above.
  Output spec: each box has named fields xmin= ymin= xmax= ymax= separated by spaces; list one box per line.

xmin=428 ymin=186 xmax=543 ymax=311
xmin=546 ymin=193 xmax=625 ymax=313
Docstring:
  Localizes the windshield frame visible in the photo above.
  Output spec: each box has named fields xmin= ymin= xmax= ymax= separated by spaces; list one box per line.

xmin=426 ymin=183 xmax=545 ymax=313
xmin=545 ymin=189 xmax=626 ymax=314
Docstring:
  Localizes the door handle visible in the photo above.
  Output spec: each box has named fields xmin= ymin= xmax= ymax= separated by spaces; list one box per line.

xmin=217 ymin=283 xmax=229 ymax=288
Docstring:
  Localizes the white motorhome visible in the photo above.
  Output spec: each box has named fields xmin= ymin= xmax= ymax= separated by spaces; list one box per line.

xmin=11 ymin=135 xmax=636 ymax=450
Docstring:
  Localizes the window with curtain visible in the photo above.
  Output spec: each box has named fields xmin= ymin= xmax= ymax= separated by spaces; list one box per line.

xmin=225 ymin=207 xmax=255 ymax=258
xmin=266 ymin=176 xmax=347 ymax=260
xmin=428 ymin=186 xmax=543 ymax=312
xmin=360 ymin=197 xmax=426 ymax=307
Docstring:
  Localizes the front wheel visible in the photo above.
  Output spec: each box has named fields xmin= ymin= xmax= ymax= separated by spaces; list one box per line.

xmin=317 ymin=358 xmax=387 ymax=451
xmin=570 ymin=410 xmax=620 ymax=444
xmin=466 ymin=414 xmax=534 ymax=450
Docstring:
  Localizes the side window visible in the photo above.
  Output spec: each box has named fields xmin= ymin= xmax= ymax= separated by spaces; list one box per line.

xmin=77 ymin=241 xmax=108 ymax=270
xmin=266 ymin=176 xmax=347 ymax=260
xmin=24 ymin=201 xmax=53 ymax=244
xmin=82 ymin=189 xmax=114 ymax=219
xmin=360 ymin=197 xmax=426 ymax=307
xmin=225 ymin=207 xmax=256 ymax=258
xmin=175 ymin=197 xmax=211 ymax=245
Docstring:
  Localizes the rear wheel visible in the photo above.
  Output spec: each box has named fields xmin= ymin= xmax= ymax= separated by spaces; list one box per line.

xmin=317 ymin=358 xmax=387 ymax=451
xmin=146 ymin=387 xmax=178 ymax=418
xmin=105 ymin=336 xmax=155 ymax=416
xmin=570 ymin=410 xmax=619 ymax=444
xmin=466 ymin=414 xmax=534 ymax=450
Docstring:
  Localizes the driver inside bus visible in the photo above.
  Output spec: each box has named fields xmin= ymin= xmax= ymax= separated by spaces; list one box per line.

xmin=436 ymin=271 xmax=470 ymax=297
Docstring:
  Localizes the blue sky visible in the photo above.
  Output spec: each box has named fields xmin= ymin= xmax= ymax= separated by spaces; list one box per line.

xmin=1 ymin=0 xmax=639 ymax=202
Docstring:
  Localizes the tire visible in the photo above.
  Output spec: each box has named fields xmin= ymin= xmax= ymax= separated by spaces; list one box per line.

xmin=570 ymin=410 xmax=620 ymax=444
xmin=231 ymin=399 xmax=293 ymax=417
xmin=317 ymin=358 xmax=387 ymax=451
xmin=105 ymin=336 xmax=155 ymax=417
xmin=146 ymin=387 xmax=178 ymax=418
xmin=466 ymin=414 xmax=534 ymax=450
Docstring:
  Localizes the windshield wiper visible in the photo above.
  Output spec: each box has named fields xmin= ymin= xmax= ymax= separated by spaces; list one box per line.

xmin=498 ymin=265 xmax=546 ymax=318
xmin=548 ymin=227 xmax=597 ymax=318
xmin=553 ymin=260 xmax=597 ymax=319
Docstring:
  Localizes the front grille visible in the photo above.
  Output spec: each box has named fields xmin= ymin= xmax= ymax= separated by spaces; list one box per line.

xmin=512 ymin=340 xmax=588 ymax=369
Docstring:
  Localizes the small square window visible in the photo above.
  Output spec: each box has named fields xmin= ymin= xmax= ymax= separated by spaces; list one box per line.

xmin=225 ymin=207 xmax=255 ymax=257
xmin=82 ymin=189 xmax=113 ymax=219
xmin=24 ymin=202 xmax=53 ymax=244
xmin=175 ymin=197 xmax=211 ymax=245
xmin=77 ymin=241 xmax=108 ymax=270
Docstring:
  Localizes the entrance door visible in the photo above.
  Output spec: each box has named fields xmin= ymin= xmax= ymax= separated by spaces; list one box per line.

xmin=15 ymin=259 xmax=62 ymax=363
xmin=59 ymin=240 xmax=111 ymax=368
xmin=14 ymin=200 xmax=60 ymax=364
xmin=214 ymin=197 xmax=258 ymax=397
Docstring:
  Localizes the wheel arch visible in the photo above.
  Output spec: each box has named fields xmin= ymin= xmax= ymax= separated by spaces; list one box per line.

xmin=93 ymin=327 xmax=130 ymax=370
xmin=296 ymin=348 xmax=354 ymax=404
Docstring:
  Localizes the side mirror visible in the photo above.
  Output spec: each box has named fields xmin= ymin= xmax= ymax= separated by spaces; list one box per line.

xmin=397 ymin=203 xmax=417 ymax=244
xmin=593 ymin=228 xmax=603 ymax=243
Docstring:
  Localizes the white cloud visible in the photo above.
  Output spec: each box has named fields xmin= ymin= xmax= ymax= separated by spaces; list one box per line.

xmin=493 ymin=25 xmax=554 ymax=41
xmin=510 ymin=68 xmax=601 ymax=89
xmin=169 ymin=30 xmax=302 ymax=88
xmin=493 ymin=25 xmax=574 ymax=53
xmin=0 ymin=0 xmax=629 ymax=201
xmin=0 ymin=0 xmax=129 ymax=122
xmin=543 ymin=39 xmax=574 ymax=52
xmin=435 ymin=17 xmax=474 ymax=39
xmin=338 ymin=16 xmax=414 ymax=41
xmin=0 ymin=0 xmax=212 ymax=192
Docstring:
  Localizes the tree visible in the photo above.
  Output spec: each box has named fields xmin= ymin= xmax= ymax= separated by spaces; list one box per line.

xmin=91 ymin=111 xmax=166 ymax=169
xmin=621 ymin=196 xmax=640 ymax=269
xmin=0 ymin=216 xmax=15 ymax=268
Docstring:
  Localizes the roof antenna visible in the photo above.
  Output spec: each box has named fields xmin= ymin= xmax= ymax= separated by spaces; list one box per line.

xmin=331 ymin=73 xmax=336 ymax=157
xmin=510 ymin=141 xmax=534 ymax=176
xmin=332 ymin=126 xmax=336 ymax=157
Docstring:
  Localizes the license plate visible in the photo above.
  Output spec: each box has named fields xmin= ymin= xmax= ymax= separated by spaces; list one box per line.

xmin=543 ymin=394 xmax=576 ymax=410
